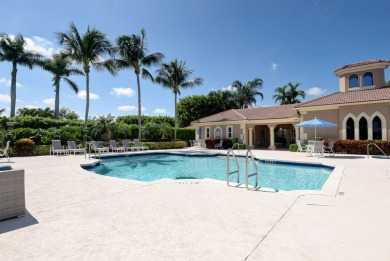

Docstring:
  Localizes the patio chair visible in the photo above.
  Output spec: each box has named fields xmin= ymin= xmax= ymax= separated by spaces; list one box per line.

xmin=50 ymin=140 xmax=69 ymax=155
xmin=0 ymin=141 xmax=11 ymax=162
xmin=192 ymin=140 xmax=198 ymax=147
xmin=89 ymin=141 xmax=109 ymax=153
xmin=215 ymin=140 xmax=223 ymax=149
xmin=196 ymin=139 xmax=206 ymax=150
xmin=109 ymin=140 xmax=126 ymax=152
xmin=122 ymin=139 xmax=135 ymax=151
xmin=296 ymin=140 xmax=306 ymax=153
xmin=306 ymin=140 xmax=315 ymax=155
xmin=134 ymin=139 xmax=149 ymax=151
xmin=67 ymin=141 xmax=86 ymax=155
xmin=310 ymin=141 xmax=324 ymax=157
xmin=324 ymin=140 xmax=335 ymax=155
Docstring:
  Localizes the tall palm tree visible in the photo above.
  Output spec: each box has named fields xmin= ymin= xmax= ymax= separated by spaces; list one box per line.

xmin=286 ymin=82 xmax=305 ymax=103
xmin=273 ymin=85 xmax=289 ymax=105
xmin=115 ymin=29 xmax=164 ymax=140
xmin=56 ymin=22 xmax=116 ymax=129
xmin=155 ymin=59 xmax=203 ymax=139
xmin=0 ymin=33 xmax=43 ymax=117
xmin=42 ymin=53 xmax=84 ymax=119
xmin=232 ymin=78 xmax=263 ymax=108
xmin=208 ymin=89 xmax=238 ymax=111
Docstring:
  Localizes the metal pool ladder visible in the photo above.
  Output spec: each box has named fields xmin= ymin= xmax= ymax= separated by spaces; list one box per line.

xmin=226 ymin=148 xmax=240 ymax=185
xmin=245 ymin=149 xmax=259 ymax=189
xmin=367 ymin=143 xmax=388 ymax=158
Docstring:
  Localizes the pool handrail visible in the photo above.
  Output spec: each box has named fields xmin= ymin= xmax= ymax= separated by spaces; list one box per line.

xmin=226 ymin=148 xmax=240 ymax=186
xmin=231 ymin=143 xmax=240 ymax=153
xmin=367 ymin=143 xmax=388 ymax=158
xmin=245 ymin=149 xmax=258 ymax=189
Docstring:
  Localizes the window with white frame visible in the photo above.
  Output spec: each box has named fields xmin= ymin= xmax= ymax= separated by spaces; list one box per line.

xmin=205 ymin=127 xmax=210 ymax=139
xmin=226 ymin=126 xmax=233 ymax=139
xmin=214 ymin=127 xmax=222 ymax=139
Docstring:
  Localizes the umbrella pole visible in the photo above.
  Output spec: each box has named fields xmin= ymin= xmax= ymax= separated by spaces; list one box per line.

xmin=315 ymin=127 xmax=317 ymax=140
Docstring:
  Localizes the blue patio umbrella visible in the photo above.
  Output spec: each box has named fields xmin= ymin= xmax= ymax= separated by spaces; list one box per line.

xmin=296 ymin=117 xmax=337 ymax=140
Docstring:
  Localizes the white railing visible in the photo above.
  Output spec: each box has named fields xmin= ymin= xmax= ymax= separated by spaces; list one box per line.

xmin=226 ymin=148 xmax=240 ymax=186
xmin=245 ymin=149 xmax=258 ymax=189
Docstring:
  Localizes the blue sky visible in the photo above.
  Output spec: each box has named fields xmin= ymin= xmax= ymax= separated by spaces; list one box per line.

xmin=1 ymin=0 xmax=390 ymax=119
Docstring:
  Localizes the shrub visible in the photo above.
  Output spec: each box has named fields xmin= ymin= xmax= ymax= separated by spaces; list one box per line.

xmin=231 ymin=137 xmax=238 ymax=144
xmin=238 ymin=144 xmax=246 ymax=150
xmin=326 ymin=139 xmax=390 ymax=155
xmin=13 ymin=138 xmax=35 ymax=156
xmin=142 ymin=141 xmax=187 ymax=150
xmin=289 ymin=144 xmax=298 ymax=152
xmin=176 ymin=128 xmax=195 ymax=141
xmin=205 ymin=139 xmax=233 ymax=149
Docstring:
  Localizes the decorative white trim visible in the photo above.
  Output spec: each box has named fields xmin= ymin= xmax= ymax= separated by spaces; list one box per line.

xmin=342 ymin=113 xmax=357 ymax=140
xmin=357 ymin=112 xmax=370 ymax=140
xmin=370 ymin=111 xmax=387 ymax=140
xmin=214 ymin=126 xmax=222 ymax=139
xmin=226 ymin=125 xmax=233 ymax=139
xmin=205 ymin=126 xmax=210 ymax=139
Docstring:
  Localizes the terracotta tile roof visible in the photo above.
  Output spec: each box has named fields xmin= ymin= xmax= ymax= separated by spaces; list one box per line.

xmin=334 ymin=59 xmax=390 ymax=73
xmin=192 ymin=104 xmax=299 ymax=123
xmin=295 ymin=86 xmax=390 ymax=108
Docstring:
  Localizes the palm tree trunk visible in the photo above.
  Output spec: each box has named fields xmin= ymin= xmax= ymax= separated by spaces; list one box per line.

xmin=10 ymin=63 xmax=17 ymax=117
xmin=136 ymin=72 xmax=142 ymax=140
xmin=174 ymin=91 xmax=177 ymax=140
xmin=84 ymin=69 xmax=90 ymax=130
xmin=54 ymin=83 xmax=60 ymax=119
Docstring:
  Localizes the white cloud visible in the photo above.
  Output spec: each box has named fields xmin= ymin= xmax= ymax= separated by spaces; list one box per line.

xmin=307 ymin=87 xmax=327 ymax=96
xmin=221 ymin=85 xmax=237 ymax=92
xmin=0 ymin=77 xmax=22 ymax=88
xmin=117 ymin=105 xmax=146 ymax=112
xmin=0 ymin=94 xmax=11 ymax=103
xmin=271 ymin=62 xmax=278 ymax=71
xmin=77 ymin=90 xmax=100 ymax=100
xmin=153 ymin=108 xmax=168 ymax=115
xmin=24 ymin=36 xmax=56 ymax=57
xmin=25 ymin=104 xmax=39 ymax=109
xmin=110 ymin=87 xmax=136 ymax=97
xmin=43 ymin=98 xmax=55 ymax=106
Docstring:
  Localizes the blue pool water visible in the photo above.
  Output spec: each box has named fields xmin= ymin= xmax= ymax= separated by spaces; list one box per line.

xmin=85 ymin=153 xmax=333 ymax=191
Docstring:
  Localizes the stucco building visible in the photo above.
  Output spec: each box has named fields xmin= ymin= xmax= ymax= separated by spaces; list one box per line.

xmin=190 ymin=59 xmax=390 ymax=149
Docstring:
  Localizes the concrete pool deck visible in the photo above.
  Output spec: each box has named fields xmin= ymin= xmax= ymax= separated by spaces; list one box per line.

xmin=1 ymin=149 xmax=390 ymax=260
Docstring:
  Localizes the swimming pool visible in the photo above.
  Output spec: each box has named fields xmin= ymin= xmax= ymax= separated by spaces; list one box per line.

xmin=83 ymin=153 xmax=333 ymax=191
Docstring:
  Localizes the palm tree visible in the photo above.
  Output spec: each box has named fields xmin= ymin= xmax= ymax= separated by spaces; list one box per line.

xmin=91 ymin=114 xmax=116 ymax=140
xmin=273 ymin=85 xmax=289 ymax=105
xmin=155 ymin=59 xmax=203 ymax=139
xmin=286 ymin=82 xmax=305 ymax=103
xmin=208 ymin=89 xmax=238 ymax=111
xmin=42 ymin=53 xmax=84 ymax=119
xmin=0 ymin=33 xmax=43 ymax=117
xmin=232 ymin=78 xmax=263 ymax=108
xmin=56 ymin=22 xmax=116 ymax=129
xmin=115 ymin=29 xmax=164 ymax=140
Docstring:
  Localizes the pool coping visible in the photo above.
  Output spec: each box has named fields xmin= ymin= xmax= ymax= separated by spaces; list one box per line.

xmin=77 ymin=150 xmax=343 ymax=197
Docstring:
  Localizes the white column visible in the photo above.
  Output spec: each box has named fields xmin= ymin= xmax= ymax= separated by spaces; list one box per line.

xmin=248 ymin=128 xmax=253 ymax=148
xmin=268 ymin=125 xmax=276 ymax=150
xmin=295 ymin=126 xmax=300 ymax=141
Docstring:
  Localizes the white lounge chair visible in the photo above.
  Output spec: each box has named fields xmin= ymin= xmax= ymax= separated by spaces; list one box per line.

xmin=296 ymin=140 xmax=306 ymax=152
xmin=67 ymin=141 xmax=86 ymax=155
xmin=122 ymin=139 xmax=135 ymax=151
xmin=50 ymin=140 xmax=69 ymax=155
xmin=134 ymin=139 xmax=149 ymax=151
xmin=310 ymin=141 xmax=324 ymax=157
xmin=215 ymin=140 xmax=223 ymax=149
xmin=89 ymin=141 xmax=109 ymax=153
xmin=196 ymin=139 xmax=206 ymax=150
xmin=109 ymin=140 xmax=126 ymax=152
xmin=306 ymin=140 xmax=315 ymax=155
xmin=0 ymin=141 xmax=11 ymax=162
xmin=324 ymin=140 xmax=335 ymax=155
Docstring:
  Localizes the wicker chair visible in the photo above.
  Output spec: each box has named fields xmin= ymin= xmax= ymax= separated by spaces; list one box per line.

xmin=0 ymin=168 xmax=25 ymax=221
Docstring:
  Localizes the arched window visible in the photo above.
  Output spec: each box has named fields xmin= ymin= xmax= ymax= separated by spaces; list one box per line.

xmin=214 ymin=127 xmax=222 ymax=139
xmin=363 ymin=72 xmax=373 ymax=86
xmin=359 ymin=117 xmax=368 ymax=140
xmin=346 ymin=117 xmax=355 ymax=139
xmin=349 ymin=74 xmax=359 ymax=88
xmin=372 ymin=116 xmax=382 ymax=140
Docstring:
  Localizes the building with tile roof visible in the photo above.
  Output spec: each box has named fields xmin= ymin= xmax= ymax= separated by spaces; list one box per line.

xmin=191 ymin=60 xmax=390 ymax=149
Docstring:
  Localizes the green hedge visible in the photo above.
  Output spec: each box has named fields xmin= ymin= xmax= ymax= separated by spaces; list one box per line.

xmin=143 ymin=141 xmax=187 ymax=150
xmin=289 ymin=144 xmax=298 ymax=152
xmin=116 ymin=115 xmax=175 ymax=126
xmin=176 ymin=128 xmax=195 ymax=141
xmin=330 ymin=139 xmax=390 ymax=155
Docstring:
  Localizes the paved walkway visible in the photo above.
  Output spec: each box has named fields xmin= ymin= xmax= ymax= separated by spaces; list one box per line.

xmin=1 ymin=149 xmax=390 ymax=261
